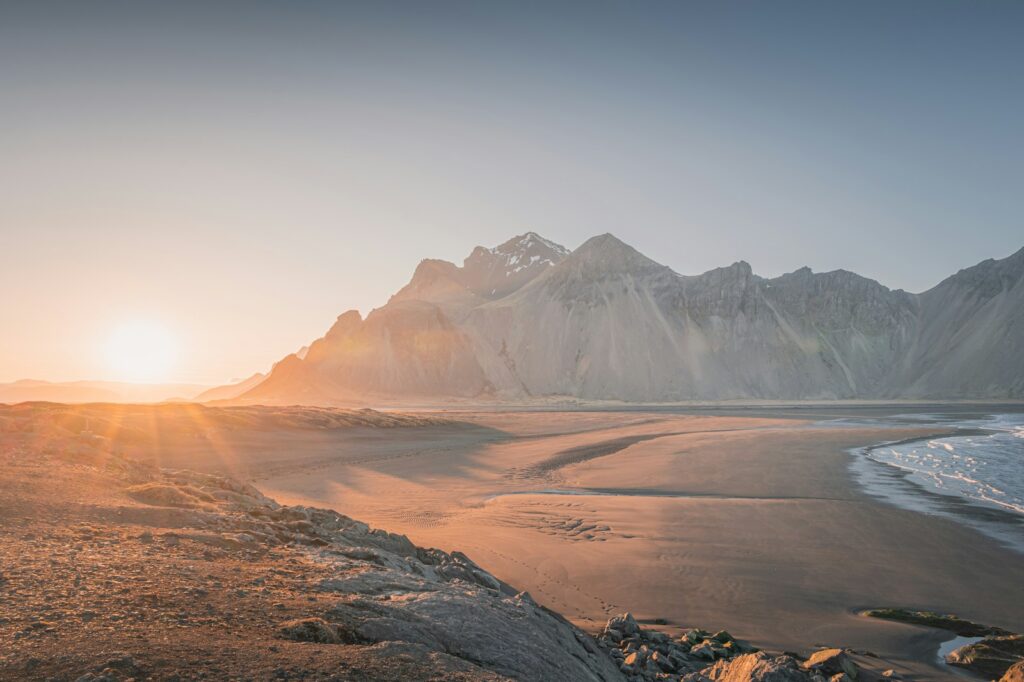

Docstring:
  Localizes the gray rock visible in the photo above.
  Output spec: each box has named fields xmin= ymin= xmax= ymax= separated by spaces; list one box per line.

xmin=328 ymin=589 xmax=621 ymax=681
xmin=802 ymin=649 xmax=858 ymax=680
xmin=696 ymin=652 xmax=812 ymax=682
xmin=1001 ymin=661 xmax=1024 ymax=682
xmin=693 ymin=643 xmax=719 ymax=661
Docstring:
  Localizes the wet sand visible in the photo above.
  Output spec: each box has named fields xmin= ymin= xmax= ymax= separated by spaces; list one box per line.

xmin=246 ymin=409 xmax=1024 ymax=680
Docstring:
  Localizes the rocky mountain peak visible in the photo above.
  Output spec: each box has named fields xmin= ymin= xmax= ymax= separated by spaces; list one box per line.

xmin=389 ymin=233 xmax=570 ymax=306
xmin=563 ymin=233 xmax=663 ymax=275
xmin=725 ymin=260 xmax=753 ymax=277
xmin=499 ymin=231 xmax=568 ymax=256
xmin=770 ymin=266 xmax=895 ymax=292
xmin=465 ymin=231 xmax=568 ymax=270
xmin=461 ymin=232 xmax=569 ymax=298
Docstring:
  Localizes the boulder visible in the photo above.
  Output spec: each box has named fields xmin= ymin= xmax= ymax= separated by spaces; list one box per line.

xmin=607 ymin=612 xmax=641 ymax=637
xmin=624 ymin=651 xmax=643 ymax=667
xmin=694 ymin=652 xmax=811 ymax=682
xmin=803 ymin=649 xmax=858 ymax=680
xmin=693 ymin=643 xmax=719 ymax=661
xmin=650 ymin=650 xmax=675 ymax=672
xmin=947 ymin=635 xmax=1024 ymax=679
xmin=1001 ymin=661 xmax=1024 ymax=682
xmin=277 ymin=617 xmax=341 ymax=644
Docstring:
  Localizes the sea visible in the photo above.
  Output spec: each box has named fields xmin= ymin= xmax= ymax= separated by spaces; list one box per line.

xmin=843 ymin=412 xmax=1024 ymax=553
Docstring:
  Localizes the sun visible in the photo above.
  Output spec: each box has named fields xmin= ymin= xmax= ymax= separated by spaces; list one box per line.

xmin=104 ymin=320 xmax=178 ymax=383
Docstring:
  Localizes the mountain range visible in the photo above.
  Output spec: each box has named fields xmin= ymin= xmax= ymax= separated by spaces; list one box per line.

xmin=220 ymin=232 xmax=1024 ymax=404
xmin=0 ymin=379 xmax=210 ymax=404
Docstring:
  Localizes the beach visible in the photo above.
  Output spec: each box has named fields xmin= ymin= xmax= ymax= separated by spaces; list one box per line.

xmin=238 ymin=408 xmax=1021 ymax=679
xmin=3 ymin=403 xmax=1022 ymax=679
xmin=74 ymin=403 xmax=1024 ymax=680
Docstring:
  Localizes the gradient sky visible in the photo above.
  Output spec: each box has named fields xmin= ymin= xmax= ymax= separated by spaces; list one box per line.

xmin=2 ymin=1 xmax=1022 ymax=384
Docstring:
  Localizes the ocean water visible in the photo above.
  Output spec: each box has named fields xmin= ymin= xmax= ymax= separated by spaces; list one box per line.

xmin=866 ymin=414 xmax=1024 ymax=515
xmin=845 ymin=413 xmax=1024 ymax=553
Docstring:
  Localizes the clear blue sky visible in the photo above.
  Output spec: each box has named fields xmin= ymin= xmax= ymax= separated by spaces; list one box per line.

xmin=2 ymin=1 xmax=1022 ymax=383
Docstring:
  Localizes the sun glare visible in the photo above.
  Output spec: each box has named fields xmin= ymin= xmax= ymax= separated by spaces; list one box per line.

xmin=104 ymin=320 xmax=178 ymax=383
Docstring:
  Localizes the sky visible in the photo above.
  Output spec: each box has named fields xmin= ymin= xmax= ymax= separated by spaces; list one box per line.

xmin=1 ymin=1 xmax=1022 ymax=385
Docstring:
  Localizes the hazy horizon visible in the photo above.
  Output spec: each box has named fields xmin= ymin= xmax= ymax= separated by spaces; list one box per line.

xmin=3 ymin=1 xmax=1023 ymax=385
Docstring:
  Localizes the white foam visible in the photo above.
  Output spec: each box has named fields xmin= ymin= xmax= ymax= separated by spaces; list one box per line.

xmin=865 ymin=414 xmax=1024 ymax=516
xmin=848 ymin=412 xmax=1024 ymax=553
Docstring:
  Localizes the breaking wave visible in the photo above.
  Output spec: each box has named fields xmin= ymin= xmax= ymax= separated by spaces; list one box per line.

xmin=865 ymin=414 xmax=1024 ymax=516
xmin=847 ymin=413 xmax=1024 ymax=553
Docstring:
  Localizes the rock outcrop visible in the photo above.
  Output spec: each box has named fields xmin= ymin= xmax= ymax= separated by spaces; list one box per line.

xmin=592 ymin=614 xmax=875 ymax=682
xmin=693 ymin=652 xmax=816 ymax=682
xmin=801 ymin=649 xmax=858 ymax=680
xmin=0 ymin=423 xmax=621 ymax=681
xmin=139 ymin=472 xmax=623 ymax=680
xmin=947 ymin=635 xmax=1024 ymax=679
xmin=227 ymin=233 xmax=1024 ymax=405
xmin=596 ymin=613 xmax=757 ymax=680
xmin=864 ymin=607 xmax=1023 ymax=679
xmin=1002 ymin=660 xmax=1024 ymax=682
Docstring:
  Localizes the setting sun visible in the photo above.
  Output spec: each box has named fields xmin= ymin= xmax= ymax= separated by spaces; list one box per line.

xmin=104 ymin=320 xmax=178 ymax=383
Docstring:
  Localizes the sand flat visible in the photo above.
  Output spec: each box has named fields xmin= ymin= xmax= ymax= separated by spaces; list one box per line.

xmin=255 ymin=410 xmax=1024 ymax=679
xmin=51 ymin=404 xmax=1019 ymax=679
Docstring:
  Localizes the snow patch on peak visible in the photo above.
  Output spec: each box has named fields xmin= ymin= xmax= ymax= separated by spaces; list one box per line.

xmin=489 ymin=232 xmax=569 ymax=259
xmin=470 ymin=232 xmax=570 ymax=274
xmin=518 ymin=231 xmax=570 ymax=257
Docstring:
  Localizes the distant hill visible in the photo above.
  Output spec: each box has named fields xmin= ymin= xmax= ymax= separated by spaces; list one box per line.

xmin=220 ymin=232 xmax=1024 ymax=405
xmin=0 ymin=379 xmax=210 ymax=405
xmin=195 ymin=373 xmax=266 ymax=402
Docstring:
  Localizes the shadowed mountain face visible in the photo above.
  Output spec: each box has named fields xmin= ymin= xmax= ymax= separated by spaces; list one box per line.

xmin=235 ymin=233 xmax=1024 ymax=404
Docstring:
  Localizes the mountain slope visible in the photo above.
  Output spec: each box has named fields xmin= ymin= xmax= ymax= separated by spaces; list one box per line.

xmin=229 ymin=234 xmax=1024 ymax=404
xmin=243 ymin=303 xmax=492 ymax=403
xmin=196 ymin=372 xmax=267 ymax=402
xmin=888 ymin=246 xmax=1024 ymax=398
xmin=464 ymin=235 xmax=920 ymax=400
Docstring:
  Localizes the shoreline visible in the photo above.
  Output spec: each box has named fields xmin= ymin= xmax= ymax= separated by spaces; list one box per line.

xmin=472 ymin=421 xmax=1024 ymax=670
xmin=849 ymin=427 xmax=1024 ymax=554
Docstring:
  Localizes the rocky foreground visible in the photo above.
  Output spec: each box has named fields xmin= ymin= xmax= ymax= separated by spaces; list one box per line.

xmin=0 ymin=425 xmax=619 ymax=680
xmin=2 ymin=416 xmax=1022 ymax=681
